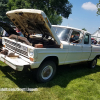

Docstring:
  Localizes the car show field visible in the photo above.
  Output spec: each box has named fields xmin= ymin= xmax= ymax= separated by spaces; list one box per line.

xmin=0 ymin=60 xmax=100 ymax=99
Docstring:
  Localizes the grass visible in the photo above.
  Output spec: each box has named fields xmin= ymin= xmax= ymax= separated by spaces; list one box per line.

xmin=0 ymin=60 xmax=100 ymax=100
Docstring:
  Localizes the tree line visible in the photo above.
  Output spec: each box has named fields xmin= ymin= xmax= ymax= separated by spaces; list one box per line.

xmin=0 ymin=0 xmax=73 ymax=25
xmin=1 ymin=0 xmax=100 ymax=26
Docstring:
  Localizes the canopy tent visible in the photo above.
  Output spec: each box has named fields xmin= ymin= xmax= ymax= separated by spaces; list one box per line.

xmin=91 ymin=28 xmax=100 ymax=41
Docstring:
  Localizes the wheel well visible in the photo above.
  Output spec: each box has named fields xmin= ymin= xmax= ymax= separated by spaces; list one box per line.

xmin=41 ymin=56 xmax=59 ymax=66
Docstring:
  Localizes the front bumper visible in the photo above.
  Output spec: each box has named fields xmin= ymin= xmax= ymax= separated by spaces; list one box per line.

xmin=0 ymin=53 xmax=41 ymax=71
xmin=0 ymin=54 xmax=30 ymax=71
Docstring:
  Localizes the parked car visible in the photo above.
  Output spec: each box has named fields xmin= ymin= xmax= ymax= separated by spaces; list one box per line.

xmin=0 ymin=9 xmax=100 ymax=82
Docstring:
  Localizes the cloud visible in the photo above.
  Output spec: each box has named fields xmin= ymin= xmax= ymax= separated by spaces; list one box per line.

xmin=82 ymin=2 xmax=97 ymax=11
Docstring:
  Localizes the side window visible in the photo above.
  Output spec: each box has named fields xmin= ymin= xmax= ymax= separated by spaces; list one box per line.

xmin=69 ymin=30 xmax=80 ymax=43
xmin=84 ymin=34 xmax=89 ymax=44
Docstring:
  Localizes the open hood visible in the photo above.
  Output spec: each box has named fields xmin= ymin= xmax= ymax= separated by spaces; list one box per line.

xmin=0 ymin=21 xmax=18 ymax=36
xmin=6 ymin=9 xmax=60 ymax=45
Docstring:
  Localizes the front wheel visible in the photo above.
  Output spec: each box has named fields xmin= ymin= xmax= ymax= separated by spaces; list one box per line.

xmin=36 ymin=61 xmax=56 ymax=83
xmin=88 ymin=58 xmax=97 ymax=69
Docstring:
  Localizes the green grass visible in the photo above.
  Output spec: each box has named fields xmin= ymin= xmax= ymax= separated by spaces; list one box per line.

xmin=0 ymin=60 xmax=100 ymax=100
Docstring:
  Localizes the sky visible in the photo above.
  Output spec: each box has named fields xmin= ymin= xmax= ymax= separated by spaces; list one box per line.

xmin=61 ymin=0 xmax=100 ymax=34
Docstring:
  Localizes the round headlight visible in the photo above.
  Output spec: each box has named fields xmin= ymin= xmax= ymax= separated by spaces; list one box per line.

xmin=29 ymin=49 xmax=34 ymax=56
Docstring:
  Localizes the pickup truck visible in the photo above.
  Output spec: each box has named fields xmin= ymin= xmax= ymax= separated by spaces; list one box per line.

xmin=0 ymin=9 xmax=100 ymax=82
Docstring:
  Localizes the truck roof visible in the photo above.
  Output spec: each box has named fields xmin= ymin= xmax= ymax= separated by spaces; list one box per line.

xmin=52 ymin=25 xmax=91 ymax=34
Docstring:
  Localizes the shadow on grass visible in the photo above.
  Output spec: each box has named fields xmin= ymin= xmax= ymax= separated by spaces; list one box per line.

xmin=0 ymin=61 xmax=100 ymax=89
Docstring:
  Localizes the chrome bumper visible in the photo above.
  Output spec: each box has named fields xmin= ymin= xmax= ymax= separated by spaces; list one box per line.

xmin=0 ymin=54 xmax=30 ymax=71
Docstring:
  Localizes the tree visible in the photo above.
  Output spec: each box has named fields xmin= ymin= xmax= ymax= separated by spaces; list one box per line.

xmin=7 ymin=0 xmax=72 ymax=25
xmin=97 ymin=0 xmax=100 ymax=15
xmin=0 ymin=0 xmax=9 ymax=22
xmin=49 ymin=13 xmax=62 ymax=25
xmin=82 ymin=28 xmax=87 ymax=31
xmin=7 ymin=0 xmax=30 ymax=10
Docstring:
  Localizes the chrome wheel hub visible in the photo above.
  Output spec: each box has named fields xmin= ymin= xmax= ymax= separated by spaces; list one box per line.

xmin=41 ymin=65 xmax=53 ymax=80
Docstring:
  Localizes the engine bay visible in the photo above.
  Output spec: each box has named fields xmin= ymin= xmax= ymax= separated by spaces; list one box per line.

xmin=9 ymin=34 xmax=60 ymax=48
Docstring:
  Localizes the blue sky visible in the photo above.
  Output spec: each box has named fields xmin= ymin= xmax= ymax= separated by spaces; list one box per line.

xmin=61 ymin=0 xmax=100 ymax=34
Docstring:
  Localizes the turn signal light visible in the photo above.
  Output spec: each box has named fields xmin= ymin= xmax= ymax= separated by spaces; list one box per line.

xmin=30 ymin=57 xmax=34 ymax=61
xmin=3 ymin=45 xmax=6 ymax=47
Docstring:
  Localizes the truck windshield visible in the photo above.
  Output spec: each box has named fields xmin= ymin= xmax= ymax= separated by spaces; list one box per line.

xmin=53 ymin=26 xmax=70 ymax=41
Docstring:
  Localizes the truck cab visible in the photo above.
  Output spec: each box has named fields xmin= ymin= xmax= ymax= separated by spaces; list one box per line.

xmin=53 ymin=25 xmax=92 ymax=64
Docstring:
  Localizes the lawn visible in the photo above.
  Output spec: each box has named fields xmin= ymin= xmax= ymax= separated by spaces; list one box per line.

xmin=0 ymin=59 xmax=100 ymax=100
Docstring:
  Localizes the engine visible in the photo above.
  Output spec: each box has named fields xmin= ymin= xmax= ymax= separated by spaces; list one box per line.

xmin=9 ymin=34 xmax=60 ymax=48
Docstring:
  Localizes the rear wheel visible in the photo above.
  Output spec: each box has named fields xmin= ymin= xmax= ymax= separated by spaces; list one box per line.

xmin=88 ymin=58 xmax=97 ymax=69
xmin=36 ymin=61 xmax=56 ymax=82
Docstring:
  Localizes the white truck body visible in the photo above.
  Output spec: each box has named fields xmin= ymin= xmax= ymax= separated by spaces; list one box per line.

xmin=0 ymin=9 xmax=100 ymax=82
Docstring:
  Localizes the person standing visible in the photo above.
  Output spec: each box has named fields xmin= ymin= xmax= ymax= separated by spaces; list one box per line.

xmin=16 ymin=27 xmax=24 ymax=37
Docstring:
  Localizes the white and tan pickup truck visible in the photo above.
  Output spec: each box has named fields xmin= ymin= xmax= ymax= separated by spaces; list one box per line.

xmin=0 ymin=9 xmax=100 ymax=82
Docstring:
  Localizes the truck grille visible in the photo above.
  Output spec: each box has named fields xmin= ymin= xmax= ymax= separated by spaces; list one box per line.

xmin=4 ymin=39 xmax=28 ymax=58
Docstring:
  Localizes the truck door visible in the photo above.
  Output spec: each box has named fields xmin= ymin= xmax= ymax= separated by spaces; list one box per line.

xmin=65 ymin=30 xmax=83 ymax=64
xmin=81 ymin=33 xmax=91 ymax=61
